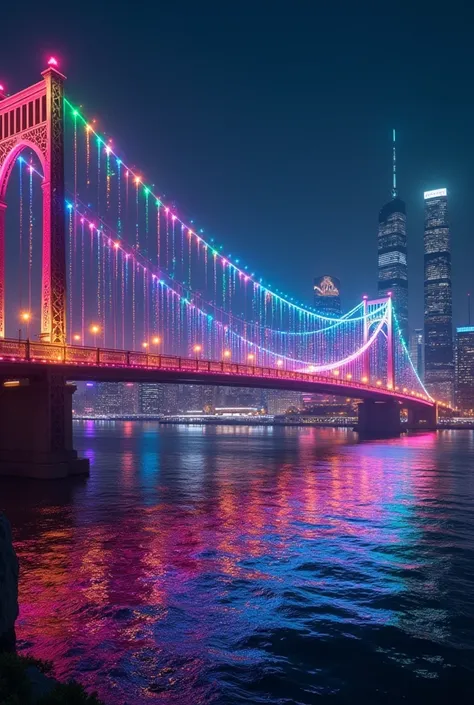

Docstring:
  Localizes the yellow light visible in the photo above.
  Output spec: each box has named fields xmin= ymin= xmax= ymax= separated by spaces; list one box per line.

xmin=152 ymin=336 xmax=161 ymax=345
xmin=362 ymin=376 xmax=368 ymax=383
xmin=333 ymin=369 xmax=340 ymax=376
xmin=20 ymin=311 xmax=31 ymax=322
xmin=276 ymin=360 xmax=284 ymax=367
xmin=193 ymin=344 xmax=202 ymax=353
xmin=3 ymin=380 xmax=20 ymax=387
xmin=73 ymin=334 xmax=81 ymax=342
xmin=376 ymin=380 xmax=382 ymax=386
xmin=346 ymin=373 xmax=352 ymax=380
xmin=90 ymin=325 xmax=100 ymax=334
xmin=142 ymin=342 xmax=148 ymax=349
xmin=308 ymin=365 xmax=315 ymax=372
xmin=134 ymin=176 xmax=141 ymax=185
xmin=248 ymin=353 xmax=255 ymax=361
xmin=223 ymin=350 xmax=231 ymax=358
xmin=387 ymin=383 xmax=393 ymax=390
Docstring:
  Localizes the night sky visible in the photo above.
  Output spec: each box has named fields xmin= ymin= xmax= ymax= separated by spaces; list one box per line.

xmin=1 ymin=1 xmax=473 ymax=329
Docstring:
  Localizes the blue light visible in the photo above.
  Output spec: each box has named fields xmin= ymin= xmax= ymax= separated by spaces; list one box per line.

xmin=457 ymin=327 xmax=474 ymax=333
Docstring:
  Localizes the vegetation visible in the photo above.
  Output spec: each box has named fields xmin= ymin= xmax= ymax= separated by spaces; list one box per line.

xmin=0 ymin=653 xmax=105 ymax=705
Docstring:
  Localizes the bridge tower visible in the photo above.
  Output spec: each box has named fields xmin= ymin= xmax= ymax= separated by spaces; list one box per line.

xmin=0 ymin=60 xmax=66 ymax=343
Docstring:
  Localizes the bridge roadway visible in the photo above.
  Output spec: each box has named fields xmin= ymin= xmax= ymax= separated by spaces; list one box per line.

xmin=0 ymin=338 xmax=436 ymax=480
xmin=0 ymin=338 xmax=433 ymax=408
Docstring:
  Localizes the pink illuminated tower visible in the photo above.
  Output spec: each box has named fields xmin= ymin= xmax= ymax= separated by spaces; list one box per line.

xmin=0 ymin=59 xmax=66 ymax=343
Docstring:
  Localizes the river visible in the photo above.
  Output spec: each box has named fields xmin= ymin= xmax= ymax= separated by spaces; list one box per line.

xmin=2 ymin=422 xmax=474 ymax=703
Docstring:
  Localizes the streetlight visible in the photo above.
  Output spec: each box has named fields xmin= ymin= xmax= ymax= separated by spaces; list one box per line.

xmin=276 ymin=359 xmax=284 ymax=367
xmin=222 ymin=349 xmax=231 ymax=360
xmin=142 ymin=342 xmax=148 ymax=349
xmin=90 ymin=324 xmax=100 ymax=347
xmin=248 ymin=353 xmax=255 ymax=362
xmin=333 ymin=369 xmax=340 ymax=377
xmin=152 ymin=336 xmax=161 ymax=345
xmin=193 ymin=344 xmax=202 ymax=360
xmin=73 ymin=334 xmax=81 ymax=343
xmin=20 ymin=311 xmax=31 ymax=339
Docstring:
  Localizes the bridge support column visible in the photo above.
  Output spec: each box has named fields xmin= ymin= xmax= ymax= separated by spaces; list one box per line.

xmin=0 ymin=373 xmax=89 ymax=479
xmin=357 ymin=399 xmax=401 ymax=439
xmin=407 ymin=404 xmax=438 ymax=431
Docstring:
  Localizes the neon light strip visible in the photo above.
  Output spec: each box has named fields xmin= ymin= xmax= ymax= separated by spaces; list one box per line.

xmin=19 ymin=158 xmax=394 ymax=374
xmin=64 ymin=98 xmax=350 ymax=322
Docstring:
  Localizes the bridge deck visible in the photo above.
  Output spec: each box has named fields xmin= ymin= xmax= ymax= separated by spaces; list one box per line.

xmin=0 ymin=338 xmax=434 ymax=409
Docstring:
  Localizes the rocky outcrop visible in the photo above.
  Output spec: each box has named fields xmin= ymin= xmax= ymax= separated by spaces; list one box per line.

xmin=0 ymin=512 xmax=19 ymax=652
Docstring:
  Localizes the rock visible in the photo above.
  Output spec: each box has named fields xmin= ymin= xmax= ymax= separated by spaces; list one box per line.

xmin=0 ymin=512 xmax=19 ymax=652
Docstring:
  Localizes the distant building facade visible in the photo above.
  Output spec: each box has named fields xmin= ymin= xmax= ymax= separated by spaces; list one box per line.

xmin=377 ymin=130 xmax=408 ymax=342
xmin=455 ymin=327 xmax=474 ymax=411
xmin=313 ymin=276 xmax=341 ymax=316
xmin=409 ymin=329 xmax=424 ymax=380
xmin=423 ymin=188 xmax=454 ymax=404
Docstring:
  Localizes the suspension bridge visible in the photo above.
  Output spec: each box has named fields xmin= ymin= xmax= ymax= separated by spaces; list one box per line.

xmin=0 ymin=60 xmax=438 ymax=478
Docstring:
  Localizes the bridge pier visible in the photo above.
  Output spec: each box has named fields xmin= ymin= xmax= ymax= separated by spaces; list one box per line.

xmin=0 ymin=373 xmax=89 ymax=479
xmin=407 ymin=404 xmax=438 ymax=431
xmin=357 ymin=399 xmax=401 ymax=439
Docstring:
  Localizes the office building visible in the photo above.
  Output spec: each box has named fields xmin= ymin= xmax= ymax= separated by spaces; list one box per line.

xmin=423 ymin=188 xmax=454 ymax=404
xmin=409 ymin=329 xmax=424 ymax=380
xmin=266 ymin=390 xmax=302 ymax=415
xmin=455 ymin=327 xmax=474 ymax=411
xmin=313 ymin=275 xmax=341 ymax=316
xmin=139 ymin=384 xmax=163 ymax=415
xmin=378 ymin=130 xmax=408 ymax=341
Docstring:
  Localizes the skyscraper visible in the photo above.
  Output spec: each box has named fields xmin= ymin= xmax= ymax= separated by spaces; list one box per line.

xmin=313 ymin=276 xmax=341 ymax=316
xmin=409 ymin=328 xmax=424 ymax=380
xmin=455 ymin=327 xmax=474 ymax=411
xmin=424 ymin=188 xmax=454 ymax=404
xmin=378 ymin=130 xmax=408 ymax=341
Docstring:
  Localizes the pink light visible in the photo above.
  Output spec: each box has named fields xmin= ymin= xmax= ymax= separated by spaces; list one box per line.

xmin=47 ymin=56 xmax=58 ymax=67
xmin=0 ymin=84 xmax=4 ymax=92
xmin=114 ymin=241 xmax=120 ymax=249
xmin=172 ymin=214 xmax=176 ymax=221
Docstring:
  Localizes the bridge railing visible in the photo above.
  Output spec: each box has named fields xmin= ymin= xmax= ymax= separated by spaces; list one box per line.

xmin=0 ymin=337 xmax=434 ymax=406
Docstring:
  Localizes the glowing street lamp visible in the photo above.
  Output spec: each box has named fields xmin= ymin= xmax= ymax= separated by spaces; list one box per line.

xmin=73 ymin=334 xmax=81 ymax=343
xmin=248 ymin=353 xmax=255 ymax=362
xmin=193 ymin=344 xmax=202 ymax=360
xmin=333 ymin=369 xmax=340 ymax=377
xmin=276 ymin=359 xmax=284 ymax=367
xmin=222 ymin=350 xmax=231 ymax=360
xmin=142 ymin=342 xmax=148 ymax=349
xmin=20 ymin=311 xmax=31 ymax=339
xmin=362 ymin=376 xmax=368 ymax=383
xmin=90 ymin=324 xmax=100 ymax=347
xmin=152 ymin=336 xmax=161 ymax=345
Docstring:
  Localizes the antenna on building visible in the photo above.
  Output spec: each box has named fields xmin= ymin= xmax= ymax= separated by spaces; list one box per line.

xmin=391 ymin=128 xmax=397 ymax=198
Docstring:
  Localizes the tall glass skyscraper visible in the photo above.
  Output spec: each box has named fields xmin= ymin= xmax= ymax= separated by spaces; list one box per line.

xmin=424 ymin=188 xmax=454 ymax=404
xmin=313 ymin=276 xmax=341 ymax=316
xmin=455 ymin=327 xmax=474 ymax=411
xmin=377 ymin=130 xmax=408 ymax=342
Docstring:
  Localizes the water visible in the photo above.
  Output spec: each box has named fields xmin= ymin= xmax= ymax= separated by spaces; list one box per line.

xmin=2 ymin=422 xmax=474 ymax=704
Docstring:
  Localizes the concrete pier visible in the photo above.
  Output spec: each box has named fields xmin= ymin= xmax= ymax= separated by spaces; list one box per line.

xmin=0 ymin=373 xmax=89 ymax=479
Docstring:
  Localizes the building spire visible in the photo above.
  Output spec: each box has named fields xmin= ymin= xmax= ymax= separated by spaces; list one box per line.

xmin=391 ymin=128 xmax=397 ymax=198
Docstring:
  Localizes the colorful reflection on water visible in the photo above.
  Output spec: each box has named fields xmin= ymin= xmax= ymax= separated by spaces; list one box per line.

xmin=2 ymin=423 xmax=474 ymax=703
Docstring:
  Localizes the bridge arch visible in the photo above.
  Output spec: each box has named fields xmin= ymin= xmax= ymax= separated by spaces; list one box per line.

xmin=0 ymin=66 xmax=66 ymax=343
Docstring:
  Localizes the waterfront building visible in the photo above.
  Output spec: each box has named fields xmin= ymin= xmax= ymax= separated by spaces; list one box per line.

xmin=377 ymin=129 xmax=408 ymax=341
xmin=139 ymin=384 xmax=163 ymax=415
xmin=455 ymin=327 xmax=474 ymax=412
xmin=423 ymin=188 xmax=454 ymax=404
